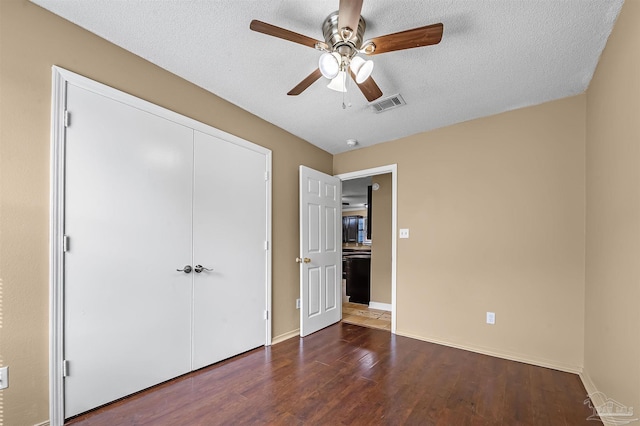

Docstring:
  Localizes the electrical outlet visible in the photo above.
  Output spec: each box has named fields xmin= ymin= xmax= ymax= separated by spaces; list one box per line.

xmin=0 ymin=366 xmax=8 ymax=390
xmin=296 ymin=299 xmax=301 ymax=309
xmin=486 ymin=312 xmax=495 ymax=325
xmin=399 ymin=228 xmax=410 ymax=239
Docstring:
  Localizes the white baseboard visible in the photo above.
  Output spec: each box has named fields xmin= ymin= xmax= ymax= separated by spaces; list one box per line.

xmin=580 ymin=371 xmax=599 ymax=396
xmin=368 ymin=301 xmax=392 ymax=311
xmin=34 ymin=421 xmax=50 ymax=426
xmin=579 ymin=371 xmax=635 ymax=426
xmin=394 ymin=330 xmax=583 ymax=374
xmin=271 ymin=329 xmax=299 ymax=345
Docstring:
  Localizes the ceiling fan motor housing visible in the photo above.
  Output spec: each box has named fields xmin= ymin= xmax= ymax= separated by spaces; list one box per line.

xmin=322 ymin=10 xmax=366 ymax=58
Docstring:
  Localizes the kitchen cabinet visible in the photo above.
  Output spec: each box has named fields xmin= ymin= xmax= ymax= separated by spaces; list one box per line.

xmin=345 ymin=255 xmax=371 ymax=304
xmin=342 ymin=215 xmax=362 ymax=243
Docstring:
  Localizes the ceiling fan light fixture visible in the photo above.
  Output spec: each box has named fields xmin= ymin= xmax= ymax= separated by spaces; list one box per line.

xmin=319 ymin=52 xmax=341 ymax=79
xmin=327 ymin=71 xmax=347 ymax=92
xmin=350 ymin=55 xmax=374 ymax=83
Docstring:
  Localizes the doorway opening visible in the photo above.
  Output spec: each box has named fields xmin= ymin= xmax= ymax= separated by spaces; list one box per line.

xmin=335 ymin=165 xmax=397 ymax=333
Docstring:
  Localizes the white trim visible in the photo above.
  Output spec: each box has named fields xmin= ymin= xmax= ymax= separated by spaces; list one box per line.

xmin=368 ymin=301 xmax=392 ymax=311
xmin=271 ymin=329 xmax=300 ymax=345
xmin=49 ymin=66 xmax=273 ymax=424
xmin=335 ymin=164 xmax=398 ymax=334
xmin=51 ymin=67 xmax=271 ymax=157
xmin=49 ymin=67 xmax=66 ymax=426
xmin=33 ymin=421 xmax=51 ymax=426
xmin=395 ymin=330 xmax=584 ymax=374
xmin=580 ymin=371 xmax=599 ymax=397
xmin=265 ymin=151 xmax=273 ymax=345
xmin=579 ymin=372 xmax=619 ymax=426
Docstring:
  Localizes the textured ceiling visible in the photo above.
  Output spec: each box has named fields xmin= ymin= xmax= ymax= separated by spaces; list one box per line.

xmin=32 ymin=0 xmax=623 ymax=154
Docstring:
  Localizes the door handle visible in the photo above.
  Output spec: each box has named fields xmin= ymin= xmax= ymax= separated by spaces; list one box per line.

xmin=295 ymin=257 xmax=311 ymax=264
xmin=194 ymin=265 xmax=213 ymax=273
xmin=176 ymin=265 xmax=192 ymax=273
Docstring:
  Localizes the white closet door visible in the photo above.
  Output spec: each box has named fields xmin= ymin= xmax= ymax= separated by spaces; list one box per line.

xmin=64 ymin=84 xmax=194 ymax=417
xmin=192 ymin=131 xmax=267 ymax=369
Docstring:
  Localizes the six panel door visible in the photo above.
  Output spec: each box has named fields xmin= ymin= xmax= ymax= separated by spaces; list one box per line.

xmin=299 ymin=166 xmax=342 ymax=337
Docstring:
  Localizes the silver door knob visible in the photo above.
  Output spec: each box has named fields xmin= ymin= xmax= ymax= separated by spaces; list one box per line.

xmin=176 ymin=265 xmax=192 ymax=273
xmin=194 ymin=265 xmax=213 ymax=273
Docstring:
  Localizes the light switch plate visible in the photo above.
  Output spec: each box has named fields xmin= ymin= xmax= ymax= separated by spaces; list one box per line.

xmin=486 ymin=312 xmax=496 ymax=325
xmin=0 ymin=366 xmax=8 ymax=390
xmin=399 ymin=228 xmax=410 ymax=239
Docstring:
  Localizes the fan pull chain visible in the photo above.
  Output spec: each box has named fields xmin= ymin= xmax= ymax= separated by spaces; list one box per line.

xmin=347 ymin=69 xmax=352 ymax=108
xmin=342 ymin=70 xmax=347 ymax=109
xmin=341 ymin=68 xmax=352 ymax=109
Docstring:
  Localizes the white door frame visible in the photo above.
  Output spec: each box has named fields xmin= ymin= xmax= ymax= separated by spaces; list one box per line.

xmin=335 ymin=165 xmax=398 ymax=333
xmin=49 ymin=66 xmax=272 ymax=426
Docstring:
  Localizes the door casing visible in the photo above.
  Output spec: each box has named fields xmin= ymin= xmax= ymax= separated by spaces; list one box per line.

xmin=336 ymin=165 xmax=398 ymax=333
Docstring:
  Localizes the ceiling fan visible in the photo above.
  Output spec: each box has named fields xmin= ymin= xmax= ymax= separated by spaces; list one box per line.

xmin=250 ymin=0 xmax=443 ymax=102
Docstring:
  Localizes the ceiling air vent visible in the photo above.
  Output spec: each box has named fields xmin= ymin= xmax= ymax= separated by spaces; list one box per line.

xmin=370 ymin=94 xmax=406 ymax=113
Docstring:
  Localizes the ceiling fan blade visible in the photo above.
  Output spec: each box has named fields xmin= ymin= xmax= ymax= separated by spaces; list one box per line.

xmin=365 ymin=23 xmax=443 ymax=55
xmin=350 ymin=71 xmax=383 ymax=102
xmin=338 ymin=0 xmax=364 ymax=37
xmin=288 ymin=69 xmax=323 ymax=96
xmin=250 ymin=20 xmax=328 ymax=50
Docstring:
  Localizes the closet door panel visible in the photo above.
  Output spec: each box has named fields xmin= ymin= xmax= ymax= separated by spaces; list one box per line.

xmin=64 ymin=84 xmax=194 ymax=417
xmin=192 ymin=131 xmax=267 ymax=369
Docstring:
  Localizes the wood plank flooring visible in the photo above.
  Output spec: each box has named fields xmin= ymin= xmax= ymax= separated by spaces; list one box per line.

xmin=66 ymin=323 xmax=594 ymax=425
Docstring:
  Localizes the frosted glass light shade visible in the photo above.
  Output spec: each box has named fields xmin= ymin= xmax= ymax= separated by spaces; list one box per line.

xmin=350 ymin=55 xmax=374 ymax=83
xmin=319 ymin=52 xmax=340 ymax=79
xmin=327 ymin=71 xmax=347 ymax=92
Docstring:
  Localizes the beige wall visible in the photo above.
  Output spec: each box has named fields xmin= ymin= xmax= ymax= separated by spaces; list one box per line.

xmin=585 ymin=0 xmax=640 ymax=415
xmin=2 ymin=0 xmax=638 ymax=424
xmin=335 ymin=95 xmax=587 ymax=371
xmin=370 ymin=174 xmax=392 ymax=304
xmin=0 ymin=1 xmax=332 ymax=424
xmin=342 ymin=209 xmax=367 ymax=217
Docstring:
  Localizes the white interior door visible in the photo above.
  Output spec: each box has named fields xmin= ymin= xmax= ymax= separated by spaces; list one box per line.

xmin=299 ymin=166 xmax=342 ymax=337
xmin=192 ymin=131 xmax=267 ymax=369
xmin=64 ymin=84 xmax=194 ymax=417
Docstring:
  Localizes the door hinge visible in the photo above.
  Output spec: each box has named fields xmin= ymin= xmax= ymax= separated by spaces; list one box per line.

xmin=62 ymin=360 xmax=69 ymax=377
xmin=264 ymin=310 xmax=269 ymax=320
xmin=264 ymin=171 xmax=269 ymax=181
xmin=63 ymin=235 xmax=70 ymax=252
xmin=264 ymin=241 xmax=269 ymax=250
xmin=64 ymin=110 xmax=71 ymax=128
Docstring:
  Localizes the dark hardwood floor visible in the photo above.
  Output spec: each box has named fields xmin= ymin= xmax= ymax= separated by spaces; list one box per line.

xmin=67 ymin=323 xmax=594 ymax=425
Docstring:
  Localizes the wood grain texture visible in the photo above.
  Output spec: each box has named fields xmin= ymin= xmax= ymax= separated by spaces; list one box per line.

xmin=250 ymin=20 xmax=326 ymax=50
xmin=350 ymin=71 xmax=383 ymax=102
xmin=367 ymin=23 xmax=444 ymax=55
xmin=288 ymin=69 xmax=323 ymax=96
xmin=66 ymin=323 xmax=594 ymax=425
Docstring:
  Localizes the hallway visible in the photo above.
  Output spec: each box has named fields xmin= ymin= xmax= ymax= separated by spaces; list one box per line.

xmin=342 ymin=302 xmax=391 ymax=330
